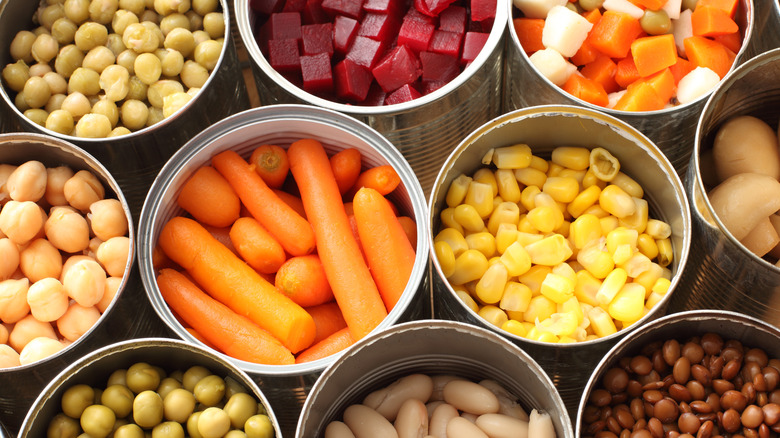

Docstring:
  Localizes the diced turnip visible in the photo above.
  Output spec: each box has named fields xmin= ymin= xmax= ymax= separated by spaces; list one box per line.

xmin=334 ymin=58 xmax=373 ymax=101
xmin=607 ymin=89 xmax=626 ymax=109
xmin=512 ymin=0 xmax=566 ymax=19
xmin=428 ymin=30 xmax=462 ymax=57
xmin=541 ymin=5 xmax=593 ymax=58
xmin=528 ymin=47 xmax=577 ymax=86
xmin=461 ymin=31 xmax=489 ymax=65
xmin=345 ymin=35 xmax=386 ymax=68
xmin=676 ymin=66 xmax=720 ymax=104
xmin=322 ymin=0 xmax=364 ymax=19
xmin=268 ymin=38 xmax=301 ymax=72
xmin=602 ymin=0 xmax=644 ymax=19
xmin=333 ymin=15 xmax=359 ymax=53
xmin=439 ymin=5 xmax=467 ymax=34
xmin=420 ymin=51 xmax=459 ymax=83
xmin=661 ymin=0 xmax=682 ymax=20
xmin=266 ymin=12 xmax=303 ymax=41
xmin=398 ymin=17 xmax=436 ymax=52
xmin=300 ymin=52 xmax=334 ymax=92
xmin=372 ymin=45 xmax=422 ymax=92
xmin=358 ymin=12 xmax=401 ymax=42
xmin=384 ymin=83 xmax=422 ymax=104
xmin=672 ymin=9 xmax=693 ymax=57
xmin=302 ymin=23 xmax=334 ymax=55
xmin=471 ymin=0 xmax=496 ymax=22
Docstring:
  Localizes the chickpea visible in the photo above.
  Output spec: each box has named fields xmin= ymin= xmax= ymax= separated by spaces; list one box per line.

xmin=119 ymin=0 xmax=146 ymax=14
xmin=193 ymin=39 xmax=221 ymax=71
xmin=0 ymin=238 xmax=20 ymax=280
xmin=0 ymin=201 xmax=45 ymax=245
xmin=57 ymin=302 xmax=101 ymax=341
xmin=0 ymin=344 xmax=21 ymax=368
xmin=18 ymin=337 xmax=65 ymax=365
xmin=74 ymin=113 xmax=113 ymax=137
xmin=134 ymin=52 xmax=162 ymax=84
xmin=75 ymin=21 xmax=109 ymax=51
xmin=96 ymin=275 xmax=121 ymax=312
xmin=20 ymin=238 xmax=64 ymax=282
xmin=8 ymin=313 xmax=58 ymax=353
xmin=112 ymin=9 xmax=140 ymax=35
xmin=154 ymin=0 xmax=192 ymax=16
xmin=14 ymin=91 xmax=31 ymax=112
xmin=7 ymin=160 xmax=47 ymax=202
xmin=109 ymin=126 xmax=132 ymax=137
xmin=157 ymin=48 xmax=184 ymax=77
xmin=163 ymin=91 xmax=191 ymax=117
xmin=202 ymin=12 xmax=224 ymax=40
xmin=107 ymin=32 xmax=127 ymax=56
xmin=45 ymin=93 xmax=68 ymax=113
xmin=192 ymin=0 xmax=218 ymax=16
xmin=96 ymin=236 xmax=130 ymax=277
xmin=146 ymin=105 xmax=165 ymax=127
xmin=24 ymin=108 xmax=49 ymax=127
xmin=160 ymin=13 xmax=191 ymax=35
xmin=192 ymin=29 xmax=210 ymax=46
xmin=0 ymin=278 xmax=31 ymax=324
xmin=83 ymin=45 xmax=117 ymax=73
xmin=61 ymin=91 xmax=93 ymax=120
xmin=54 ymin=44 xmax=85 ymax=79
xmin=89 ymin=198 xmax=128 ymax=240
xmin=2 ymin=60 xmax=30 ymax=93
xmin=164 ymin=27 xmax=195 ymax=57
xmin=45 ymin=205 xmax=91 ymax=253
xmin=185 ymin=10 xmax=203 ymax=31
xmin=92 ymin=98 xmax=120 ymax=127
xmin=60 ymin=254 xmax=93 ymax=281
xmin=43 ymin=71 xmax=69 ymax=95
xmin=147 ymin=79 xmax=183 ymax=108
xmin=62 ymin=258 xmax=107 ymax=307
xmin=51 ymin=17 xmax=79 ymax=44
xmin=116 ymin=49 xmax=138 ymax=75
xmin=68 ymin=67 xmax=102 ymax=96
xmin=10 ymin=31 xmax=37 ymax=64
xmin=31 ymin=33 xmax=60 ymax=64
xmin=45 ymin=165 xmax=75 ymax=206
xmin=29 ymin=62 xmax=54 ymax=78
xmin=89 ymin=0 xmax=119 ymax=24
xmin=63 ymin=169 xmax=105 ymax=212
xmin=120 ymin=99 xmax=149 ymax=130
xmin=140 ymin=8 xmax=160 ymax=24
xmin=64 ymin=0 xmax=91 ymax=24
xmin=38 ymin=3 xmax=67 ymax=30
xmin=27 ymin=277 xmax=70 ymax=322
xmin=23 ymin=76 xmax=52 ymax=109
xmin=123 ymin=22 xmax=160 ymax=53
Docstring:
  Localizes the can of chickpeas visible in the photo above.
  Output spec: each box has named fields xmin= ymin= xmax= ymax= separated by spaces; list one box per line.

xmin=578 ymin=310 xmax=780 ymax=437
xmin=428 ymin=105 xmax=692 ymax=419
xmin=296 ymin=319 xmax=574 ymax=438
xmin=138 ymin=104 xmax=431 ymax=437
xmin=504 ymin=0 xmax=754 ymax=177
xmin=667 ymin=48 xmax=780 ymax=325
xmin=0 ymin=0 xmax=251 ymax=219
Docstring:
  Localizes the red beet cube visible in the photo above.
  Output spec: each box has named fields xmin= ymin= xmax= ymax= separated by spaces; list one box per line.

xmin=358 ymin=13 xmax=401 ymax=42
xmin=414 ymin=0 xmax=457 ymax=17
xmin=267 ymin=12 xmax=303 ymax=41
xmin=461 ymin=31 xmax=488 ymax=65
xmin=428 ymin=30 xmax=461 ymax=57
xmin=420 ymin=51 xmax=458 ymax=83
xmin=334 ymin=58 xmax=373 ymax=102
xmin=403 ymin=7 xmax=436 ymax=23
xmin=268 ymin=38 xmax=301 ymax=72
xmin=470 ymin=0 xmax=495 ymax=22
xmin=302 ymin=23 xmax=334 ymax=55
xmin=421 ymin=79 xmax=446 ymax=94
xmin=333 ymin=15 xmax=359 ymax=54
xmin=302 ymin=0 xmax=329 ymax=23
xmin=364 ymin=82 xmax=387 ymax=105
xmin=251 ymin=0 xmax=284 ymax=15
xmin=345 ymin=35 xmax=385 ymax=68
xmin=301 ymin=52 xmax=334 ymax=92
xmin=362 ymin=0 xmax=404 ymax=15
xmin=371 ymin=45 xmax=421 ymax=92
xmin=283 ymin=0 xmax=307 ymax=13
xmin=321 ymin=0 xmax=364 ymax=20
xmin=384 ymin=83 xmax=421 ymax=104
xmin=438 ymin=5 xmax=466 ymax=34
xmin=397 ymin=18 xmax=435 ymax=53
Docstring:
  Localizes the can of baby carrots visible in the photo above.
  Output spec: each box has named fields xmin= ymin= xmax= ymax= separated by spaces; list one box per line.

xmin=137 ymin=104 xmax=431 ymax=437
xmin=667 ymin=48 xmax=780 ymax=326
xmin=504 ymin=1 xmax=755 ymax=177
xmin=428 ymin=104 xmax=692 ymax=420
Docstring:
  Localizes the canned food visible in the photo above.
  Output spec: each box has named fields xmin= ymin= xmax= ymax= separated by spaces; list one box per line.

xmin=428 ymin=105 xmax=691 ymax=417
xmin=750 ymin=0 xmax=780 ymax=55
xmin=138 ymin=104 xmax=430 ymax=436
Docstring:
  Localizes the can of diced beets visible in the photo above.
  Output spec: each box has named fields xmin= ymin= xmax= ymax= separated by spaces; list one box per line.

xmin=234 ymin=0 xmax=507 ymax=196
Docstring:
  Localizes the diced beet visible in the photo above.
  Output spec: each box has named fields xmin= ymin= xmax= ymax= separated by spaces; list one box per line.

xmin=470 ymin=0 xmax=495 ymax=22
xmin=397 ymin=18 xmax=435 ymax=53
xmin=428 ymin=30 xmax=461 ymax=57
xmin=345 ymin=35 xmax=385 ymax=68
xmin=302 ymin=23 xmax=334 ymax=55
xmin=384 ymin=83 xmax=421 ymax=105
xmin=403 ymin=6 xmax=436 ymax=23
xmin=300 ymin=52 xmax=334 ymax=92
xmin=438 ymin=5 xmax=466 ymax=34
xmin=268 ymin=38 xmax=301 ymax=72
xmin=460 ymin=31 xmax=488 ymax=65
xmin=357 ymin=13 xmax=400 ymax=43
xmin=283 ymin=0 xmax=307 ymax=13
xmin=421 ymin=79 xmax=446 ymax=94
xmin=414 ymin=0 xmax=457 ymax=17
xmin=371 ymin=45 xmax=421 ymax=92
xmin=362 ymin=0 xmax=404 ymax=16
xmin=302 ymin=0 xmax=329 ymax=23
xmin=420 ymin=51 xmax=458 ymax=83
xmin=334 ymin=58 xmax=373 ymax=102
xmin=363 ymin=82 xmax=387 ymax=105
xmin=321 ymin=0 xmax=364 ymax=20
xmin=333 ymin=15 xmax=359 ymax=54
xmin=251 ymin=0 xmax=284 ymax=15
xmin=267 ymin=12 xmax=303 ymax=41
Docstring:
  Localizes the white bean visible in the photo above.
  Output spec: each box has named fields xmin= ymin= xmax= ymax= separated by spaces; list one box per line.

xmin=474 ymin=413 xmax=529 ymax=438
xmin=324 ymin=421 xmax=356 ymax=438
xmin=394 ymin=398 xmax=428 ymax=438
xmin=445 ymin=416 xmax=488 ymax=438
xmin=740 ymin=216 xmax=780 ymax=258
xmin=430 ymin=375 xmax=463 ymax=402
xmin=365 ymin=374 xmax=434 ymax=421
xmin=343 ymin=404 xmax=398 ymax=438
xmin=527 ymin=409 xmax=555 ymax=438
xmin=442 ymin=380 xmax=499 ymax=415
xmin=708 ymin=173 xmax=780 ymax=240
xmin=428 ymin=403 xmax=458 ymax=438
xmin=713 ymin=115 xmax=780 ymax=182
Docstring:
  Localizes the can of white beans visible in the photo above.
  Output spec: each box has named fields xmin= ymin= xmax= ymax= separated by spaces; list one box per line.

xmin=428 ymin=105 xmax=692 ymax=419
xmin=295 ymin=319 xmax=574 ymax=438
xmin=137 ymin=104 xmax=431 ymax=437
xmin=667 ymin=48 xmax=780 ymax=325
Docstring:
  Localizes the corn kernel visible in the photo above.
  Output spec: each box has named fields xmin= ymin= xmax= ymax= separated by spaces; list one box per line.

xmin=495 ymin=169 xmax=522 ymax=203
xmin=449 ymin=249 xmax=489 ymax=285
xmin=567 ymin=185 xmax=601 ymax=218
xmin=555 ymin=220 xmax=571 ymax=238
xmin=560 ymin=296 xmax=584 ymax=324
xmin=599 ymin=185 xmax=636 ymax=218
xmin=552 ymin=262 xmax=577 ymax=284
xmin=634 ymin=263 xmax=663 ymax=295
xmin=501 ymin=319 xmax=528 ymax=338
xmin=440 ymin=207 xmax=464 ymax=235
xmin=499 ymin=281 xmax=533 ymax=312
xmin=574 ymin=269 xmax=602 ymax=306
xmin=499 ymin=241 xmax=532 ymax=277
xmin=527 ymin=205 xmax=564 ymax=234
xmin=481 ymin=148 xmax=494 ymax=165
xmin=536 ymin=311 xmax=578 ymax=337
xmin=519 ymin=185 xmax=540 ymax=211
xmin=434 ymin=228 xmax=468 ymax=256
xmin=577 ymin=237 xmax=615 ymax=279
xmin=589 ymin=147 xmax=620 ymax=181
xmin=547 ymin=162 xmax=564 ymax=177
xmin=606 ymin=227 xmax=638 ymax=255
xmin=612 ymin=171 xmax=643 ymax=198
xmin=524 ymin=295 xmax=556 ymax=323
xmin=434 ymin=241 xmax=456 ymax=278
xmin=529 ymin=155 xmax=549 ymax=172
xmin=525 ymin=234 xmax=573 ymax=266
xmin=559 ymin=336 xmax=578 ymax=344
xmin=453 ymin=203 xmax=486 ymax=233
xmin=656 ymin=238 xmax=673 ymax=267
xmin=588 ymin=306 xmax=617 ymax=338
xmin=619 ymin=197 xmax=648 ymax=233
xmin=526 ymin=326 xmax=560 ymax=343
xmin=552 ymin=146 xmax=590 ymax=171
xmin=506 ymin=310 xmax=524 ymax=321
xmin=515 ymin=167 xmax=547 ymax=190
xmin=533 ymin=192 xmax=557 ymax=208
xmin=476 ymin=262 xmax=508 ymax=304
xmin=543 ymin=176 xmax=580 ymax=203
xmin=465 ymin=231 xmax=497 ymax=259
xmin=487 ymin=202 xmax=521 ymax=235
xmin=662 ymin=267 xmax=671 ymax=280
xmin=600 ymin=216 xmax=619 ymax=235
xmin=612 ymin=244 xmax=634 ymax=266
xmin=645 ymin=291 xmax=665 ymax=309
xmin=516 ymin=232 xmax=544 ymax=247
xmin=596 ymin=267 xmax=628 ymax=305
xmin=517 ymin=215 xmax=536 ymax=233
xmin=455 ymin=289 xmax=479 ymax=313
xmin=488 ymin=256 xmax=501 ymax=266
xmin=446 ymin=174 xmax=472 ymax=208
xmin=558 ymin=168 xmax=586 ymax=185
xmin=608 ymin=283 xmax=645 ymax=322
xmin=582 ymin=168 xmax=607 ymax=189
xmin=464 ymin=181 xmax=494 ymax=219
xmin=519 ymin=265 xmax=551 ymax=295
xmin=496 ymin=223 xmax=519 ymax=254
xmin=652 ymin=277 xmax=671 ymax=295
xmin=472 ymin=168 xmax=498 ymax=198
xmin=478 ymin=305 xmax=508 ymax=328
xmin=646 ymin=219 xmax=672 ymax=240
xmin=540 ymin=273 xmax=575 ymax=304
xmin=620 ymin=252 xmax=653 ymax=278
xmin=492 ymin=195 xmax=504 ymax=212
xmin=570 ymin=213 xmax=602 ymax=250
xmin=637 ymin=233 xmax=659 ymax=260
xmin=493 ymin=144 xmax=533 ymax=169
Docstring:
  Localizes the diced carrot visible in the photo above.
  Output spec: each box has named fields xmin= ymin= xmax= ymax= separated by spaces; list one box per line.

xmin=581 ymin=8 xmax=602 ymax=24
xmin=668 ymin=57 xmax=695 ymax=84
xmin=631 ymin=34 xmax=677 ymax=78
xmin=571 ymin=40 xmax=601 ymax=66
xmin=629 ymin=0 xmax=666 ymax=8
xmin=613 ymin=81 xmax=665 ymax=112
xmin=581 ymin=54 xmax=619 ymax=94
xmin=691 ymin=5 xmax=739 ymax=37
xmin=696 ymin=0 xmax=739 ymax=17
xmin=615 ymin=56 xmax=640 ymax=89
xmin=683 ymin=35 xmax=736 ymax=78
xmin=637 ymin=68 xmax=676 ymax=103
xmin=562 ymin=73 xmax=609 ymax=107
xmin=587 ymin=11 xmax=643 ymax=59
xmin=713 ymin=31 xmax=742 ymax=53
xmin=513 ymin=18 xmax=545 ymax=54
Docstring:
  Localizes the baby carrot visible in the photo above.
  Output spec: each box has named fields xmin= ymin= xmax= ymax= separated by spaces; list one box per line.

xmin=347 ymin=164 xmax=401 ymax=198
xmin=329 ymin=148 xmax=362 ymax=195
xmin=157 ymin=268 xmax=295 ymax=365
xmin=158 ymin=216 xmax=316 ymax=353
xmin=396 ymin=216 xmax=417 ymax=247
xmin=288 ymin=138 xmax=387 ymax=340
xmin=229 ymin=216 xmax=287 ymax=274
xmin=275 ymin=254 xmax=334 ymax=307
xmin=306 ymin=301 xmax=347 ymax=345
xmin=177 ymin=166 xmax=241 ymax=228
xmin=211 ymin=150 xmax=315 ymax=257
xmin=273 ymin=189 xmax=307 ymax=219
xmin=249 ymin=144 xmax=289 ymax=189
xmin=295 ymin=327 xmax=354 ymax=363
xmin=185 ymin=327 xmax=218 ymax=350
xmin=353 ymin=187 xmax=416 ymax=311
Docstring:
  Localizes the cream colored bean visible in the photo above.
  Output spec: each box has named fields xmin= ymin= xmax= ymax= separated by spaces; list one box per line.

xmin=446 ymin=416 xmax=488 ymax=438
xmin=62 ymin=258 xmax=106 ymax=307
xmin=713 ymin=115 xmax=780 ymax=182
xmin=27 ymin=277 xmax=70 ymax=322
xmin=43 ymin=71 xmax=68 ymax=95
xmin=474 ymin=413 xmax=529 ymax=438
xmin=64 ymin=169 xmax=105 ymax=212
xmin=478 ymin=380 xmax=528 ymax=421
xmin=527 ymin=410 xmax=555 ymax=438
xmin=324 ymin=421 xmax=356 ymax=438
xmin=89 ymin=198 xmax=128 ymax=240
xmin=364 ymin=374 xmax=434 ymax=421
xmin=430 ymin=375 xmax=463 ymax=402
xmin=8 ymin=313 xmax=58 ymax=352
xmin=147 ymin=79 xmax=183 ymax=108
xmin=0 ymin=164 xmax=17 ymax=199
xmin=61 ymin=91 xmax=92 ymax=120
xmin=45 ymin=205 xmax=91 ymax=253
xmin=19 ymin=337 xmax=65 ymax=365
xmin=0 ymin=201 xmax=45 ymax=245
xmin=20 ymin=238 xmax=63 ymax=283
xmin=0 ymin=278 xmax=31 ymax=324
xmin=45 ymin=165 xmax=75 ymax=206
xmin=0 ymin=238 xmax=20 ymax=280
xmin=92 ymin=98 xmax=120 ymax=127
xmin=74 ymin=113 xmax=112 ymax=138
xmin=740 ymin=216 xmax=780 ymax=258
xmin=0 ymin=344 xmax=21 ymax=368
xmin=343 ymin=404 xmax=398 ymax=438
xmin=57 ymin=302 xmax=101 ymax=341
xmin=394 ymin=398 xmax=428 ymax=438
xmin=429 ymin=403 xmax=458 ymax=438
xmin=7 ymin=160 xmax=47 ymax=202
xmin=60 ymin=254 xmax=93 ymax=281
xmin=96 ymin=276 xmax=121 ymax=312
xmin=442 ymin=380 xmax=499 ymax=415
xmin=708 ymin=172 xmax=780 ymax=240
xmin=96 ymin=236 xmax=128 ymax=277
xmin=162 ymin=91 xmax=190 ymax=117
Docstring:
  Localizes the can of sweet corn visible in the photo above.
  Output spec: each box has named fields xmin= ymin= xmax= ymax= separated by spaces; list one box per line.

xmin=428 ymin=105 xmax=692 ymax=419
xmin=667 ymin=48 xmax=780 ymax=325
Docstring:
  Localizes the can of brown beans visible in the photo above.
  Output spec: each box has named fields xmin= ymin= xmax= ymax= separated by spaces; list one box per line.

xmin=577 ymin=310 xmax=780 ymax=437
xmin=428 ymin=104 xmax=692 ymax=419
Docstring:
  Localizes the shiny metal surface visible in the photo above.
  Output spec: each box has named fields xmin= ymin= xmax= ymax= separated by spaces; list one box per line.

xmin=234 ymin=0 xmax=507 ymax=196
xmin=428 ymin=105 xmax=691 ymax=419
xmin=750 ymin=1 xmax=780 ymax=55
xmin=668 ymin=48 xmax=780 ymax=324
xmin=296 ymin=319 xmax=574 ymax=438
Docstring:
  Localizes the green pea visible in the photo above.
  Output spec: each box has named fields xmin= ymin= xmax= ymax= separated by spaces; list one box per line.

xmin=578 ymin=0 xmax=604 ymax=11
xmin=682 ymin=0 xmax=698 ymax=10
xmin=640 ymin=9 xmax=672 ymax=36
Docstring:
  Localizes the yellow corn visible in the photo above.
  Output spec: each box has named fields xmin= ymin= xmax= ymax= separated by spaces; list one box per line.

xmin=645 ymin=291 xmax=665 ymax=310
xmin=446 ymin=174 xmax=472 ymax=208
xmin=478 ymin=305 xmax=509 ymax=328
xmin=499 ymin=241 xmax=532 ymax=277
xmin=492 ymin=144 xmax=533 ymax=169
xmin=495 ymin=223 xmax=519 ymax=254
xmin=574 ymin=269 xmax=602 ymax=306
xmin=552 ymin=262 xmax=577 ymax=284
xmin=552 ymin=146 xmax=591 ymax=171
xmin=607 ymin=283 xmax=645 ymax=323
xmin=582 ymin=204 xmax=611 ymax=218
xmin=465 ymin=231 xmax=497 ymax=258
xmin=646 ymin=219 xmax=672 ymax=240
xmin=492 ymin=195 xmax=504 ymax=212
xmin=637 ymin=233 xmax=659 ymax=260
xmin=464 ymin=181 xmax=495 ymax=219
xmin=495 ymin=169 xmax=522 ymax=203
xmin=618 ymin=197 xmax=648 ymax=233
xmin=486 ymin=202 xmax=521 ymax=235
xmin=633 ymin=262 xmax=663 ymax=295
xmin=526 ymin=326 xmax=560 ymax=343
xmin=555 ymin=219 xmax=571 ymax=238
xmin=472 ymin=168 xmax=498 ymax=198
xmin=543 ymin=176 xmax=580 ymax=204
xmin=499 ymin=281 xmax=533 ymax=312
xmin=440 ymin=207 xmax=464 ymax=235
xmin=475 ymin=262 xmax=509 ymax=304
xmin=517 ymin=215 xmax=536 ymax=233
xmin=559 ymin=336 xmax=578 ymax=343
xmin=536 ymin=311 xmax=578 ymax=337
xmin=582 ymin=168 xmax=608 ymax=190
xmin=519 ymin=265 xmax=552 ymax=295
xmin=518 ymin=185 xmax=540 ymax=212
xmin=434 ymin=227 xmax=468 ymax=256
xmin=529 ymin=155 xmax=549 ymax=172
xmin=540 ymin=273 xmax=575 ymax=304
xmin=501 ymin=319 xmax=528 ymax=338
xmin=547 ymin=162 xmax=564 ymax=177
xmin=516 ymin=231 xmax=544 ymax=247
xmin=570 ymin=213 xmax=602 ymax=250
xmin=455 ymin=289 xmax=479 ymax=313
xmin=576 ymin=237 xmax=615 ymax=279
xmin=588 ymin=306 xmax=617 ymax=338
xmin=599 ymin=184 xmax=636 ymax=218
xmin=620 ymin=252 xmax=653 ymax=278
xmin=605 ymin=227 xmax=638 ymax=255
xmin=533 ymin=192 xmax=557 ymax=208
xmin=523 ymin=295 xmax=556 ymax=323
xmin=589 ymin=147 xmax=620 ymax=181
xmin=560 ymin=296 xmax=584 ymax=324
xmin=612 ymin=171 xmax=644 ymax=198
xmin=481 ymin=148 xmax=494 ymax=165
xmin=612 ymin=244 xmax=634 ymax=266
xmin=652 ymin=277 xmax=671 ymax=295
xmin=527 ymin=205 xmax=564 ymax=234
xmin=567 ymin=185 xmax=601 ymax=218
xmin=656 ymin=238 xmax=673 ymax=267
xmin=515 ymin=167 xmax=547 ymax=190
xmin=453 ymin=203 xmax=486 ymax=233
xmin=558 ymin=168 xmax=586 ymax=186
xmin=434 ymin=241 xmax=456 ymax=278
xmin=596 ymin=267 xmax=628 ymax=305
xmin=600 ymin=216 xmax=619 ymax=235
xmin=448 ymin=249 xmax=489 ymax=285
xmin=506 ymin=310 xmax=524 ymax=322
xmin=524 ymin=234 xmax=573 ymax=266
xmin=488 ymin=256 xmax=502 ymax=266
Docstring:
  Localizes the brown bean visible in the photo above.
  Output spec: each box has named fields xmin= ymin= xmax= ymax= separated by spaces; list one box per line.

xmin=643 ymin=390 xmax=663 ymax=404
xmin=742 ymin=405 xmax=764 ymax=429
xmin=631 ymin=356 xmax=654 ymax=376
xmin=605 ymin=367 xmax=630 ymax=394
xmin=606 ymin=415 xmax=622 ymax=435
xmin=677 ymin=412 xmax=701 ymax=434
xmin=722 ymin=345 xmax=744 ymax=363
xmin=669 ymin=384 xmax=692 ymax=403
xmin=686 ymin=380 xmax=706 ymax=401
xmin=682 ymin=342 xmax=705 ymax=365
xmin=652 ymin=398 xmax=678 ymax=423
xmin=631 ymin=398 xmax=645 ymax=420
xmin=712 ymin=379 xmax=735 ymax=395
xmin=689 ymin=401 xmax=712 ymax=414
xmin=674 ymin=357 xmax=692 ymax=385
xmin=721 ymin=408 xmax=741 ymax=433
xmin=762 ymin=403 xmax=780 ymax=425
xmin=652 ymin=350 xmax=668 ymax=374
xmin=721 ymin=390 xmax=748 ymax=412
xmin=646 ymin=417 xmax=663 ymax=438
xmin=631 ymin=429 xmax=651 ymax=438
xmin=700 ymin=333 xmax=724 ymax=356
xmin=746 ymin=349 xmax=769 ymax=367
xmin=615 ymin=406 xmax=635 ymax=429
xmin=663 ymin=340 xmax=681 ymax=366
xmin=691 ymin=365 xmax=711 ymax=387
xmin=697 ymin=419 xmax=714 ymax=438
xmin=592 ymin=389 xmax=614 ymax=407
xmin=763 ymin=367 xmax=780 ymax=391
xmin=708 ymin=356 xmax=724 ymax=380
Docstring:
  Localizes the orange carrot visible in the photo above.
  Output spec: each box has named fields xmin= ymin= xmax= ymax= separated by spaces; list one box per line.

xmin=295 ymin=327 xmax=354 ymax=363
xmin=177 ymin=166 xmax=241 ymax=228
xmin=347 ymin=164 xmax=401 ymax=197
xmin=153 ymin=245 xmax=174 ymax=271
xmin=329 ymin=148 xmax=363 ymax=195
xmin=306 ymin=301 xmax=348 ymax=345
xmin=713 ymin=31 xmax=742 ymax=54
xmin=668 ymin=56 xmax=695 ymax=84
xmin=229 ymin=216 xmax=287 ymax=274
xmin=613 ymin=81 xmax=665 ymax=112
xmin=562 ymin=74 xmax=609 ymax=107
xmin=512 ymin=18 xmax=545 ymax=54
xmin=587 ymin=11 xmax=643 ymax=59
xmin=157 ymin=268 xmax=296 ymax=364
xmin=683 ymin=35 xmax=736 ymax=78
xmin=353 ymin=187 xmax=417 ymax=311
xmin=272 ymin=189 xmax=307 ymax=219
xmin=249 ymin=144 xmax=290 ymax=189
xmin=396 ymin=216 xmax=417 ymax=247
xmin=696 ymin=0 xmax=739 ymax=17
xmin=638 ymin=68 xmax=676 ymax=103
xmin=691 ymin=5 xmax=739 ymax=37
xmin=570 ymin=39 xmax=600 ymax=67
xmin=287 ymin=138 xmax=387 ymax=340
xmin=275 ymin=254 xmax=334 ymax=307
xmin=158 ymin=216 xmax=316 ymax=353
xmin=185 ymin=327 xmax=218 ymax=350
xmin=347 ymin=213 xmax=368 ymax=263
xmin=211 ymin=149 xmax=315 ymax=257
xmin=630 ymin=34 xmax=677 ymax=78
xmin=581 ymin=55 xmax=619 ymax=94
xmin=615 ymin=56 xmax=640 ymax=89
xmin=629 ymin=0 xmax=666 ymax=8
xmin=203 ymin=224 xmax=237 ymax=254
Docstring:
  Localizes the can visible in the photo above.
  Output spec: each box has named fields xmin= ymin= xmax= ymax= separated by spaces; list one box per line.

xmin=233 ymin=0 xmax=507 ymax=196
xmin=749 ymin=0 xmax=780 ymax=55
xmin=295 ymin=319 xmax=574 ymax=438
xmin=577 ymin=310 xmax=780 ymax=436
xmin=0 ymin=0 xmax=251 ymax=219
xmin=17 ymin=338 xmax=284 ymax=438
xmin=137 ymin=104 xmax=431 ymax=436
xmin=428 ymin=105 xmax=692 ymax=418
xmin=503 ymin=1 xmax=755 ymax=177
xmin=667 ymin=48 xmax=780 ymax=325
